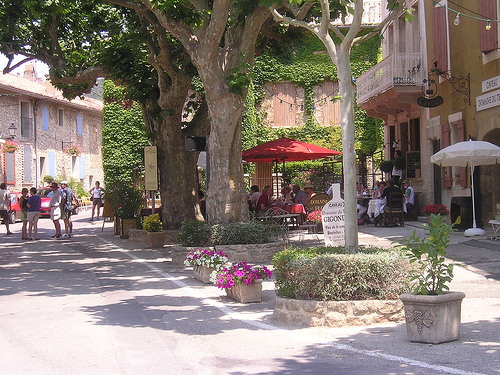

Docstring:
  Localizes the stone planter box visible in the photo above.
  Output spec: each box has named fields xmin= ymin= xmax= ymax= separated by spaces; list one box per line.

xmin=168 ymin=241 xmax=286 ymax=265
xmin=399 ymin=291 xmax=466 ymax=344
xmin=273 ymin=296 xmax=404 ymax=327
xmin=128 ymin=229 xmax=178 ymax=244
xmin=193 ymin=265 xmax=216 ymax=284
xmin=225 ymin=280 xmax=263 ymax=303
xmin=146 ymin=231 xmax=166 ymax=249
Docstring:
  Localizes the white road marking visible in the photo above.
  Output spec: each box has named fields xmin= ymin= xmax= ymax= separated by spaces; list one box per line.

xmin=98 ymin=237 xmax=488 ymax=375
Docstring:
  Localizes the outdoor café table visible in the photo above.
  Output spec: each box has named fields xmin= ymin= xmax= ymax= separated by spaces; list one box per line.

xmin=282 ymin=204 xmax=306 ymax=215
xmin=367 ymin=198 xmax=386 ymax=226
xmin=282 ymin=203 xmax=306 ymax=226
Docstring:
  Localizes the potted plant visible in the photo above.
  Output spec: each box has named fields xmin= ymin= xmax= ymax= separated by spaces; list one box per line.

xmin=379 ymin=160 xmax=394 ymax=174
xmin=64 ymin=144 xmax=82 ymax=156
xmin=398 ymin=214 xmax=465 ymax=344
xmin=184 ymin=249 xmax=230 ymax=283
xmin=210 ymin=262 xmax=272 ymax=303
xmin=421 ymin=204 xmax=449 ymax=224
xmin=142 ymin=214 xmax=165 ymax=249
xmin=1 ymin=139 xmax=19 ymax=153
xmin=106 ymin=184 xmax=144 ymax=238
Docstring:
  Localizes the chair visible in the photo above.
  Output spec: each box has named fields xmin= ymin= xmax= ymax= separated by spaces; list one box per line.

xmin=383 ymin=191 xmax=405 ymax=227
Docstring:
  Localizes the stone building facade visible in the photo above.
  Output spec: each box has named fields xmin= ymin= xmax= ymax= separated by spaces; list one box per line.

xmin=0 ymin=65 xmax=103 ymax=193
xmin=356 ymin=0 xmax=500 ymax=227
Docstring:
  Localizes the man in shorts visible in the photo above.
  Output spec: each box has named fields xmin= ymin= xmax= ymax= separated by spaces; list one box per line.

xmin=49 ymin=182 xmax=62 ymax=239
xmin=60 ymin=180 xmax=74 ymax=238
xmin=0 ymin=183 xmax=13 ymax=235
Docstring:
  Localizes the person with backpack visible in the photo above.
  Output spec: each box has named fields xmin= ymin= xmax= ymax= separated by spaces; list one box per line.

xmin=60 ymin=180 xmax=74 ymax=238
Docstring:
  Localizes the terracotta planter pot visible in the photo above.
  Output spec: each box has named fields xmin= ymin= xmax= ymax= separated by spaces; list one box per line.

xmin=399 ymin=291 xmax=465 ymax=344
xmin=146 ymin=231 xmax=165 ymax=249
xmin=225 ymin=279 xmax=263 ymax=303
xmin=193 ymin=265 xmax=216 ymax=284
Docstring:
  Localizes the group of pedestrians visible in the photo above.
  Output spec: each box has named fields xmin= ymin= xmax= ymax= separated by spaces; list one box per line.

xmin=0 ymin=180 xmax=77 ymax=240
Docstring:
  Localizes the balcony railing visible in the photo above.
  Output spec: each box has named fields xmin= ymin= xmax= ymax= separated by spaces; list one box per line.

xmin=356 ymin=53 xmax=425 ymax=105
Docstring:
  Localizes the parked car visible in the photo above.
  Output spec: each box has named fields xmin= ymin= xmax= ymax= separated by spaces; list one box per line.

xmin=37 ymin=187 xmax=53 ymax=218
xmin=5 ymin=191 xmax=22 ymax=223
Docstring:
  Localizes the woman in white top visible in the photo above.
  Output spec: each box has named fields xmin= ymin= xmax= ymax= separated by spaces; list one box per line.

xmin=88 ymin=181 xmax=103 ymax=221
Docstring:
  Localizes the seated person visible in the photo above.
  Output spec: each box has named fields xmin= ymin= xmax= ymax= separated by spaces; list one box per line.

xmin=256 ymin=186 xmax=273 ymax=215
xmin=281 ymin=186 xmax=293 ymax=204
xmin=292 ymin=185 xmax=308 ymax=208
xmin=402 ymin=180 xmax=415 ymax=212
xmin=357 ymin=183 xmax=367 ymax=220
xmin=303 ymin=184 xmax=316 ymax=201
xmin=248 ymin=185 xmax=261 ymax=212
xmin=373 ymin=181 xmax=386 ymax=199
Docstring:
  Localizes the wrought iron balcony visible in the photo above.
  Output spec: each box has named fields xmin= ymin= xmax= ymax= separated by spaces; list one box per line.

xmin=356 ymin=53 xmax=426 ymax=105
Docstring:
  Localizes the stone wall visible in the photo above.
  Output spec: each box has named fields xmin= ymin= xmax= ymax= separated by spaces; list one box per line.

xmin=0 ymin=71 xmax=103 ymax=191
xmin=273 ymin=296 xmax=404 ymax=327
xmin=168 ymin=242 xmax=287 ymax=265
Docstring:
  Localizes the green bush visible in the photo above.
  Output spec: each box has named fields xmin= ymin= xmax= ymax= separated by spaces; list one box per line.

xmin=178 ymin=220 xmax=212 ymax=246
xmin=272 ymin=246 xmax=412 ymax=301
xmin=142 ymin=214 xmax=163 ymax=232
xmin=178 ymin=220 xmax=285 ymax=246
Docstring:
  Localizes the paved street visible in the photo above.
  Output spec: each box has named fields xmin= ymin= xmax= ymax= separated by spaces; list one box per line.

xmin=0 ymin=209 xmax=499 ymax=375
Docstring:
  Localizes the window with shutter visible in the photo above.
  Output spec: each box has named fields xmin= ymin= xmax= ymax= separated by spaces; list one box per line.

xmin=272 ymin=83 xmax=296 ymax=128
xmin=432 ymin=6 xmax=448 ymax=72
xmin=442 ymin=123 xmax=452 ymax=188
xmin=480 ymin=0 xmax=498 ymax=53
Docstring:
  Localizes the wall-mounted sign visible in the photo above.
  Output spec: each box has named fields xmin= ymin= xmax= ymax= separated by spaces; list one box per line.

xmin=144 ymin=146 xmax=158 ymax=191
xmin=476 ymin=88 xmax=500 ymax=111
xmin=417 ymin=96 xmax=444 ymax=108
xmin=482 ymin=74 xmax=500 ymax=93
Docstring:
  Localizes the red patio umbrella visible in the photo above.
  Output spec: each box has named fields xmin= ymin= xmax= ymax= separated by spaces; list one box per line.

xmin=242 ymin=137 xmax=342 ymax=189
xmin=242 ymin=137 xmax=341 ymax=163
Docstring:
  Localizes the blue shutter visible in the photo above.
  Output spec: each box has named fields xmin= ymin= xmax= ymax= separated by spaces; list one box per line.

xmin=5 ymin=152 xmax=15 ymax=183
xmin=24 ymin=146 xmax=32 ymax=182
xmin=48 ymin=151 xmax=55 ymax=177
xmin=79 ymin=156 xmax=85 ymax=180
xmin=77 ymin=113 xmax=82 ymax=135
xmin=43 ymin=106 xmax=49 ymax=130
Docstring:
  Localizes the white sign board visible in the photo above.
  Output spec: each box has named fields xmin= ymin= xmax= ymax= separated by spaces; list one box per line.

xmin=144 ymin=146 xmax=158 ymax=191
xmin=476 ymin=88 xmax=500 ymax=111
xmin=482 ymin=74 xmax=500 ymax=93
xmin=321 ymin=184 xmax=345 ymax=247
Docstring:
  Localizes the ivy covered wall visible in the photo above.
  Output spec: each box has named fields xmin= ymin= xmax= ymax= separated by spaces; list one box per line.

xmin=102 ymin=81 xmax=151 ymax=188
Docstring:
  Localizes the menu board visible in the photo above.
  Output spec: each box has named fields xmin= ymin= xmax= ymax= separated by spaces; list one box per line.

xmin=406 ymin=151 xmax=421 ymax=179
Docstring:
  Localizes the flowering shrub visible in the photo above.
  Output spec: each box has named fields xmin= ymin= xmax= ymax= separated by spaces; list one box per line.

xmin=421 ymin=204 xmax=449 ymax=216
xmin=290 ymin=169 xmax=322 ymax=191
xmin=184 ymin=249 xmax=229 ymax=271
xmin=307 ymin=210 xmax=322 ymax=223
xmin=64 ymin=144 xmax=82 ymax=156
xmin=210 ymin=262 xmax=272 ymax=290
xmin=1 ymin=139 xmax=18 ymax=153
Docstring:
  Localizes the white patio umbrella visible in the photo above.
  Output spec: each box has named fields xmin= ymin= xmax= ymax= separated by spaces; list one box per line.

xmin=430 ymin=140 xmax=500 ymax=236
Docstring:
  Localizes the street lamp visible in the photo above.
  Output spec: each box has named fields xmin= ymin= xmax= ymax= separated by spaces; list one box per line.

xmin=8 ymin=123 xmax=17 ymax=139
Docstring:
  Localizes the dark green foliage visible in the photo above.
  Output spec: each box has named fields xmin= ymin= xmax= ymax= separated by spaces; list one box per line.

xmin=178 ymin=220 xmax=285 ymax=246
xmin=105 ymin=183 xmax=144 ymax=219
xmin=379 ymin=160 xmax=394 ymax=173
xmin=272 ymin=246 xmax=412 ymax=300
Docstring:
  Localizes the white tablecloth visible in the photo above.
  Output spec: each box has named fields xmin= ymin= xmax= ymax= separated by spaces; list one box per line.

xmin=367 ymin=199 xmax=386 ymax=218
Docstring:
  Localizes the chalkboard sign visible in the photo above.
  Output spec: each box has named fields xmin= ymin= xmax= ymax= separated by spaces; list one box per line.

xmin=406 ymin=151 xmax=421 ymax=179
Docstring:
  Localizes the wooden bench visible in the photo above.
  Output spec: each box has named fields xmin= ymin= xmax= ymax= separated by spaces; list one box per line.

xmin=489 ymin=220 xmax=500 ymax=240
